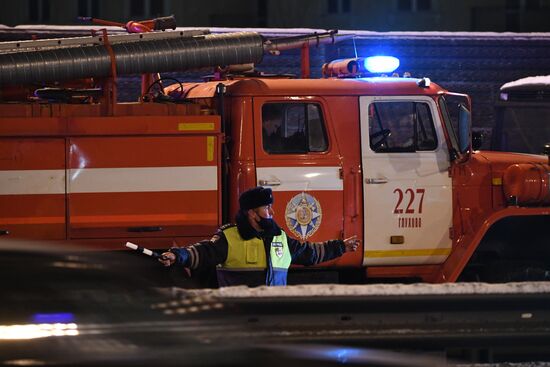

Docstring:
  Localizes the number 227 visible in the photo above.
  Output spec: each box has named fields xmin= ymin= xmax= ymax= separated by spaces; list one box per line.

xmin=393 ymin=188 xmax=425 ymax=214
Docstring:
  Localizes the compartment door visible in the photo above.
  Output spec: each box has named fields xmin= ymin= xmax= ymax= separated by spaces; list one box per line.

xmin=68 ymin=136 xmax=219 ymax=240
xmin=0 ymin=138 xmax=66 ymax=239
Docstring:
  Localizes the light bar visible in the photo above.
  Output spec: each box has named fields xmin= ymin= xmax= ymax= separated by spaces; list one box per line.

xmin=364 ymin=56 xmax=400 ymax=74
xmin=323 ymin=56 xmax=401 ymax=78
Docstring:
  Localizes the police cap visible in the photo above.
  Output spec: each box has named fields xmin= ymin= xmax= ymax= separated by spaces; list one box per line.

xmin=239 ymin=186 xmax=273 ymax=211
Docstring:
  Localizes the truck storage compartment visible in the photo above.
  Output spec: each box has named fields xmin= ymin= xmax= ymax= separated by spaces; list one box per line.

xmin=67 ymin=117 xmax=221 ymax=240
xmin=0 ymin=138 xmax=66 ymax=239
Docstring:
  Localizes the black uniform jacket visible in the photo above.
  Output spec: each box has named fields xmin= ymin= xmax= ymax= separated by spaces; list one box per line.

xmin=171 ymin=213 xmax=346 ymax=287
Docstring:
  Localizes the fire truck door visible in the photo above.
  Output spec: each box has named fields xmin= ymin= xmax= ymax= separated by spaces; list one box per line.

xmin=253 ymin=99 xmax=344 ymax=243
xmin=359 ymin=96 xmax=452 ymax=266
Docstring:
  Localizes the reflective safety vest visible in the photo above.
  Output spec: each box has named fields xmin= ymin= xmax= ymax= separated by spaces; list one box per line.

xmin=220 ymin=226 xmax=292 ymax=286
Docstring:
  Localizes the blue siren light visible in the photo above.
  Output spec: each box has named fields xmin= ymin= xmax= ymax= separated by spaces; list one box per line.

xmin=32 ymin=313 xmax=75 ymax=323
xmin=364 ymin=56 xmax=400 ymax=74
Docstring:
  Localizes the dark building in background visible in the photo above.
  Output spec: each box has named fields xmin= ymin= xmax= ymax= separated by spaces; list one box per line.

xmin=4 ymin=0 xmax=550 ymax=31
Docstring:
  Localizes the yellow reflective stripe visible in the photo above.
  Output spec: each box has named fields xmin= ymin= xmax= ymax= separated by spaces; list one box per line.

xmin=178 ymin=122 xmax=215 ymax=131
xmin=270 ymin=232 xmax=291 ymax=269
xmin=364 ymin=248 xmax=451 ymax=258
xmin=206 ymin=136 xmax=214 ymax=162
xmin=223 ymin=227 xmax=267 ymax=268
xmin=222 ymin=228 xmax=291 ymax=270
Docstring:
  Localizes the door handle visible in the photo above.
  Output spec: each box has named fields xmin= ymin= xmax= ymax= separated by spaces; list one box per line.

xmin=365 ymin=178 xmax=388 ymax=184
xmin=350 ymin=168 xmax=360 ymax=220
xmin=0 ymin=229 xmax=9 ymax=236
xmin=258 ymin=179 xmax=281 ymax=186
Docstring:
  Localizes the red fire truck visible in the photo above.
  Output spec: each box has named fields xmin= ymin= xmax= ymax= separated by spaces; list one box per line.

xmin=0 ymin=28 xmax=548 ymax=283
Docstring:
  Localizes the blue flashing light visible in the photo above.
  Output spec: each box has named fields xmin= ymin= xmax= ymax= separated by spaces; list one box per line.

xmin=322 ymin=347 xmax=362 ymax=363
xmin=32 ymin=313 xmax=75 ymax=323
xmin=364 ymin=56 xmax=400 ymax=74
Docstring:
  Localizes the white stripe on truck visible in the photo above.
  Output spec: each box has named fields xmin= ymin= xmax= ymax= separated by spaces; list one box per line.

xmin=0 ymin=166 xmax=217 ymax=195
xmin=256 ymin=166 xmax=342 ymax=191
xmin=0 ymin=170 xmax=65 ymax=195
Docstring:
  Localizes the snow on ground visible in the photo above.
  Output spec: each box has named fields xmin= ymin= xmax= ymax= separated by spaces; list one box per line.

xmin=185 ymin=281 xmax=550 ymax=299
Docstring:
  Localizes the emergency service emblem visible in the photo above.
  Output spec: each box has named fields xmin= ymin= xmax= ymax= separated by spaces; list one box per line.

xmin=272 ymin=242 xmax=284 ymax=258
xmin=285 ymin=192 xmax=322 ymax=240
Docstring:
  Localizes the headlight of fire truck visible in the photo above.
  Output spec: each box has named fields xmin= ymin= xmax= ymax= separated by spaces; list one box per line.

xmin=322 ymin=56 xmax=400 ymax=78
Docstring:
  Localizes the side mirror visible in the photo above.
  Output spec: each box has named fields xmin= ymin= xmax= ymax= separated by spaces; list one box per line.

xmin=472 ymin=131 xmax=484 ymax=151
xmin=458 ymin=104 xmax=471 ymax=155
xmin=543 ymin=143 xmax=550 ymax=165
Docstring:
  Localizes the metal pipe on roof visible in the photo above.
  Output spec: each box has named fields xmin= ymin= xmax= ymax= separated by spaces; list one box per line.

xmin=0 ymin=32 xmax=264 ymax=85
xmin=262 ymin=30 xmax=353 ymax=54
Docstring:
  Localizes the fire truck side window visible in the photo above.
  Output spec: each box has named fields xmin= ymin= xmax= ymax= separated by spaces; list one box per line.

xmin=262 ymin=103 xmax=328 ymax=154
xmin=369 ymin=101 xmax=437 ymax=153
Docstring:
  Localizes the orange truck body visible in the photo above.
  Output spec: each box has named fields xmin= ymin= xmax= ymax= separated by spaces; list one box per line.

xmin=1 ymin=32 xmax=549 ymax=283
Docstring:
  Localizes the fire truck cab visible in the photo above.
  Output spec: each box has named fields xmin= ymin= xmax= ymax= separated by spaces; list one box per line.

xmin=212 ymin=77 xmax=456 ymax=274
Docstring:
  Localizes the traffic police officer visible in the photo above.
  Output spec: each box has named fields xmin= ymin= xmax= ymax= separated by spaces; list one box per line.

xmin=160 ymin=186 xmax=359 ymax=287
